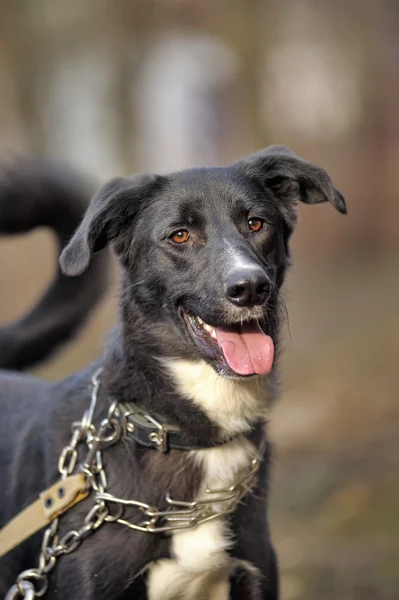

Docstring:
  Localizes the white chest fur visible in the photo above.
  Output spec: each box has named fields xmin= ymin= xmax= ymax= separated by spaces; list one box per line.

xmin=164 ymin=358 xmax=270 ymax=436
xmin=147 ymin=437 xmax=257 ymax=600
xmin=147 ymin=359 xmax=264 ymax=599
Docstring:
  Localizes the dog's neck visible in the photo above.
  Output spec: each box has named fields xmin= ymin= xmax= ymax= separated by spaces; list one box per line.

xmin=101 ymin=317 xmax=277 ymax=446
xmin=101 ymin=328 xmax=223 ymax=447
xmin=163 ymin=358 xmax=274 ymax=439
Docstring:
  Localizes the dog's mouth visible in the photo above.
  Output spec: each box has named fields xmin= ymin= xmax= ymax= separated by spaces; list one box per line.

xmin=182 ymin=309 xmax=274 ymax=377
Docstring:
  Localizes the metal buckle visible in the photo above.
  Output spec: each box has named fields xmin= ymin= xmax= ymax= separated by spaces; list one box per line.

xmin=119 ymin=404 xmax=169 ymax=452
xmin=144 ymin=413 xmax=168 ymax=452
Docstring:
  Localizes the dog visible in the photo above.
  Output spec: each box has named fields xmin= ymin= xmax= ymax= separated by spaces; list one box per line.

xmin=0 ymin=146 xmax=346 ymax=599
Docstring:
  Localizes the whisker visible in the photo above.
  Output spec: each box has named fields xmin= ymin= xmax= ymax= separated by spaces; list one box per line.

xmin=130 ymin=279 xmax=146 ymax=289
xmin=277 ymin=298 xmax=292 ymax=342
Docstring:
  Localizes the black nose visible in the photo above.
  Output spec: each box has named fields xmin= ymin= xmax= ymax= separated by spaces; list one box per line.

xmin=225 ymin=268 xmax=270 ymax=307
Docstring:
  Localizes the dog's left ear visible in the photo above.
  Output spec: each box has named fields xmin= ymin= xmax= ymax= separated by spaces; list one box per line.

xmin=233 ymin=145 xmax=346 ymax=226
xmin=60 ymin=173 xmax=166 ymax=276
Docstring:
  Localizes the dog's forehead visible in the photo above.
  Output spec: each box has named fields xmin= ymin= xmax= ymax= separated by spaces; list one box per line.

xmin=155 ymin=166 xmax=265 ymax=218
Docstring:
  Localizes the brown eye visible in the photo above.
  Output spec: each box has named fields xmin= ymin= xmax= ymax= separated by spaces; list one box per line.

xmin=171 ymin=229 xmax=190 ymax=244
xmin=248 ymin=218 xmax=264 ymax=232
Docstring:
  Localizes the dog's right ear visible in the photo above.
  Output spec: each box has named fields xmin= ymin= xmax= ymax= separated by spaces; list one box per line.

xmin=60 ymin=174 xmax=166 ymax=276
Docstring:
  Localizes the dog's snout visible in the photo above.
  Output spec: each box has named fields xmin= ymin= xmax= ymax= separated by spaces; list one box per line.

xmin=225 ymin=268 xmax=270 ymax=308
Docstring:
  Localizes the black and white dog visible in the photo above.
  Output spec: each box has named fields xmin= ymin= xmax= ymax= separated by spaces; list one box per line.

xmin=0 ymin=146 xmax=346 ymax=599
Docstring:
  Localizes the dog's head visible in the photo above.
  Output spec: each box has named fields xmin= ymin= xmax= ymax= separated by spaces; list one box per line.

xmin=60 ymin=146 xmax=346 ymax=379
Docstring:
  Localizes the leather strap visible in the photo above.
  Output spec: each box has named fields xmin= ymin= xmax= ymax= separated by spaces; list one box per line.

xmin=0 ymin=473 xmax=88 ymax=558
xmin=119 ymin=402 xmax=229 ymax=452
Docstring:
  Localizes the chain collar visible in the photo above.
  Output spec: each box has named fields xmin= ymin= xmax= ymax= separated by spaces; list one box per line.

xmin=6 ymin=368 xmax=261 ymax=600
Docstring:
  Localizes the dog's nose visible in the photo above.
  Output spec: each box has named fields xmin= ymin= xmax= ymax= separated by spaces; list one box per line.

xmin=225 ymin=269 xmax=270 ymax=307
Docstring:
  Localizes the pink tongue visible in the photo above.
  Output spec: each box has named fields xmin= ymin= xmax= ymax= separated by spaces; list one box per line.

xmin=215 ymin=322 xmax=274 ymax=376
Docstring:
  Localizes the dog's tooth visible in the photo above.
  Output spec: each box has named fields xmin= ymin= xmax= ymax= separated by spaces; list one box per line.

xmin=197 ymin=317 xmax=204 ymax=325
xmin=210 ymin=329 xmax=216 ymax=340
xmin=203 ymin=323 xmax=213 ymax=333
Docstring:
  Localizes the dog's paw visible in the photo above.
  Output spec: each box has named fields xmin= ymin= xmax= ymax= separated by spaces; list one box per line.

xmin=229 ymin=559 xmax=264 ymax=600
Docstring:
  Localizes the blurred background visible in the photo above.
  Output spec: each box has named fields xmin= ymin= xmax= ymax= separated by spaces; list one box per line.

xmin=0 ymin=1 xmax=398 ymax=598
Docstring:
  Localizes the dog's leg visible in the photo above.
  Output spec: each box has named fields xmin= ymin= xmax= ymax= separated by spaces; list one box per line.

xmin=229 ymin=559 xmax=263 ymax=600
xmin=230 ymin=456 xmax=279 ymax=600
xmin=229 ymin=553 xmax=278 ymax=600
xmin=230 ymin=533 xmax=279 ymax=600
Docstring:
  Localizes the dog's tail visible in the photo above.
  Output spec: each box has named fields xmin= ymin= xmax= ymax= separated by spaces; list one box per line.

xmin=0 ymin=160 xmax=109 ymax=370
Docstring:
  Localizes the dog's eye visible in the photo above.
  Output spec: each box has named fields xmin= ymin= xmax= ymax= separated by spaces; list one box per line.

xmin=170 ymin=229 xmax=190 ymax=244
xmin=248 ymin=218 xmax=264 ymax=232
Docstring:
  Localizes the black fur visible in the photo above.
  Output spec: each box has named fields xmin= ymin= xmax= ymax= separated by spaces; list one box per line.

xmin=0 ymin=146 xmax=346 ymax=599
xmin=0 ymin=160 xmax=110 ymax=369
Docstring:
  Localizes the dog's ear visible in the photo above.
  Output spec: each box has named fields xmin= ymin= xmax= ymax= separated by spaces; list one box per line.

xmin=60 ymin=173 xmax=166 ymax=276
xmin=233 ymin=145 xmax=346 ymax=226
